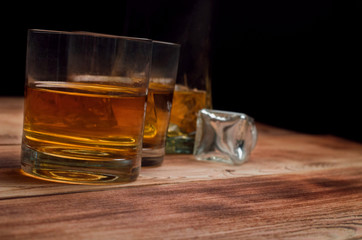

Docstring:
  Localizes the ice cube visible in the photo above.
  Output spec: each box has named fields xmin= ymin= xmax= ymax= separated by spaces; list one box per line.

xmin=193 ymin=109 xmax=257 ymax=165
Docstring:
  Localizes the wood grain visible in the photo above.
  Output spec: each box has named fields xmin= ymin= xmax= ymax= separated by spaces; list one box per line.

xmin=1 ymin=131 xmax=362 ymax=200
xmin=1 ymin=97 xmax=362 ymax=240
xmin=0 ymin=97 xmax=23 ymax=145
xmin=1 ymin=168 xmax=361 ymax=240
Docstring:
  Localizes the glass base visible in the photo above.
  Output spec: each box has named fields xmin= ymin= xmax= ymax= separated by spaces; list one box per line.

xmin=141 ymin=147 xmax=165 ymax=166
xmin=141 ymin=156 xmax=164 ymax=167
xmin=21 ymin=145 xmax=139 ymax=185
xmin=165 ymin=136 xmax=194 ymax=154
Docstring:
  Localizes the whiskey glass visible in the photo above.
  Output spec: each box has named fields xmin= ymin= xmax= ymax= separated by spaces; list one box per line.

xmin=142 ymin=41 xmax=180 ymax=166
xmin=21 ymin=29 xmax=152 ymax=184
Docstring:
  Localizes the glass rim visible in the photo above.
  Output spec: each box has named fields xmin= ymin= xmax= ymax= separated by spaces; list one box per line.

xmin=153 ymin=40 xmax=180 ymax=47
xmin=28 ymin=29 xmax=152 ymax=43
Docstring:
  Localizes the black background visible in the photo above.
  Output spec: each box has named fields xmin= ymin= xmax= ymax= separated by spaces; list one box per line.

xmin=2 ymin=0 xmax=361 ymax=142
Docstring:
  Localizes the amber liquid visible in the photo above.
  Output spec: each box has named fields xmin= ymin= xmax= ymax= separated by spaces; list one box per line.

xmin=166 ymin=87 xmax=207 ymax=154
xmin=169 ymin=88 xmax=207 ymax=134
xmin=142 ymin=82 xmax=174 ymax=166
xmin=21 ymin=81 xmax=147 ymax=184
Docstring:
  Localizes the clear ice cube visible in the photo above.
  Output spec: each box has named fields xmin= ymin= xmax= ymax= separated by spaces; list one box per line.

xmin=193 ymin=109 xmax=257 ymax=165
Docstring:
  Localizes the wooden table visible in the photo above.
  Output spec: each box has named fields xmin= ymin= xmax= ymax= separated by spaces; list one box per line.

xmin=1 ymin=97 xmax=361 ymax=240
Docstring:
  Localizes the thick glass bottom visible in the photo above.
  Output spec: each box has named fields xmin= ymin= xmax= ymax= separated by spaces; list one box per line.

xmin=21 ymin=145 xmax=139 ymax=185
xmin=141 ymin=147 xmax=165 ymax=166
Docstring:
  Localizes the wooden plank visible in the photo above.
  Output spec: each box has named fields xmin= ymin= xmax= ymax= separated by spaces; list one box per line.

xmin=0 ymin=167 xmax=361 ymax=240
xmin=1 ymin=131 xmax=362 ymax=199
xmin=0 ymin=97 xmax=23 ymax=145
xmin=1 ymin=96 xmax=362 ymax=200
xmin=1 ymin=97 xmax=362 ymax=239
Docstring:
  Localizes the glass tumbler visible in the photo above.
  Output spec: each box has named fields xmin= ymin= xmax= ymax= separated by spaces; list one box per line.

xmin=21 ymin=30 xmax=152 ymax=184
xmin=142 ymin=41 xmax=180 ymax=166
